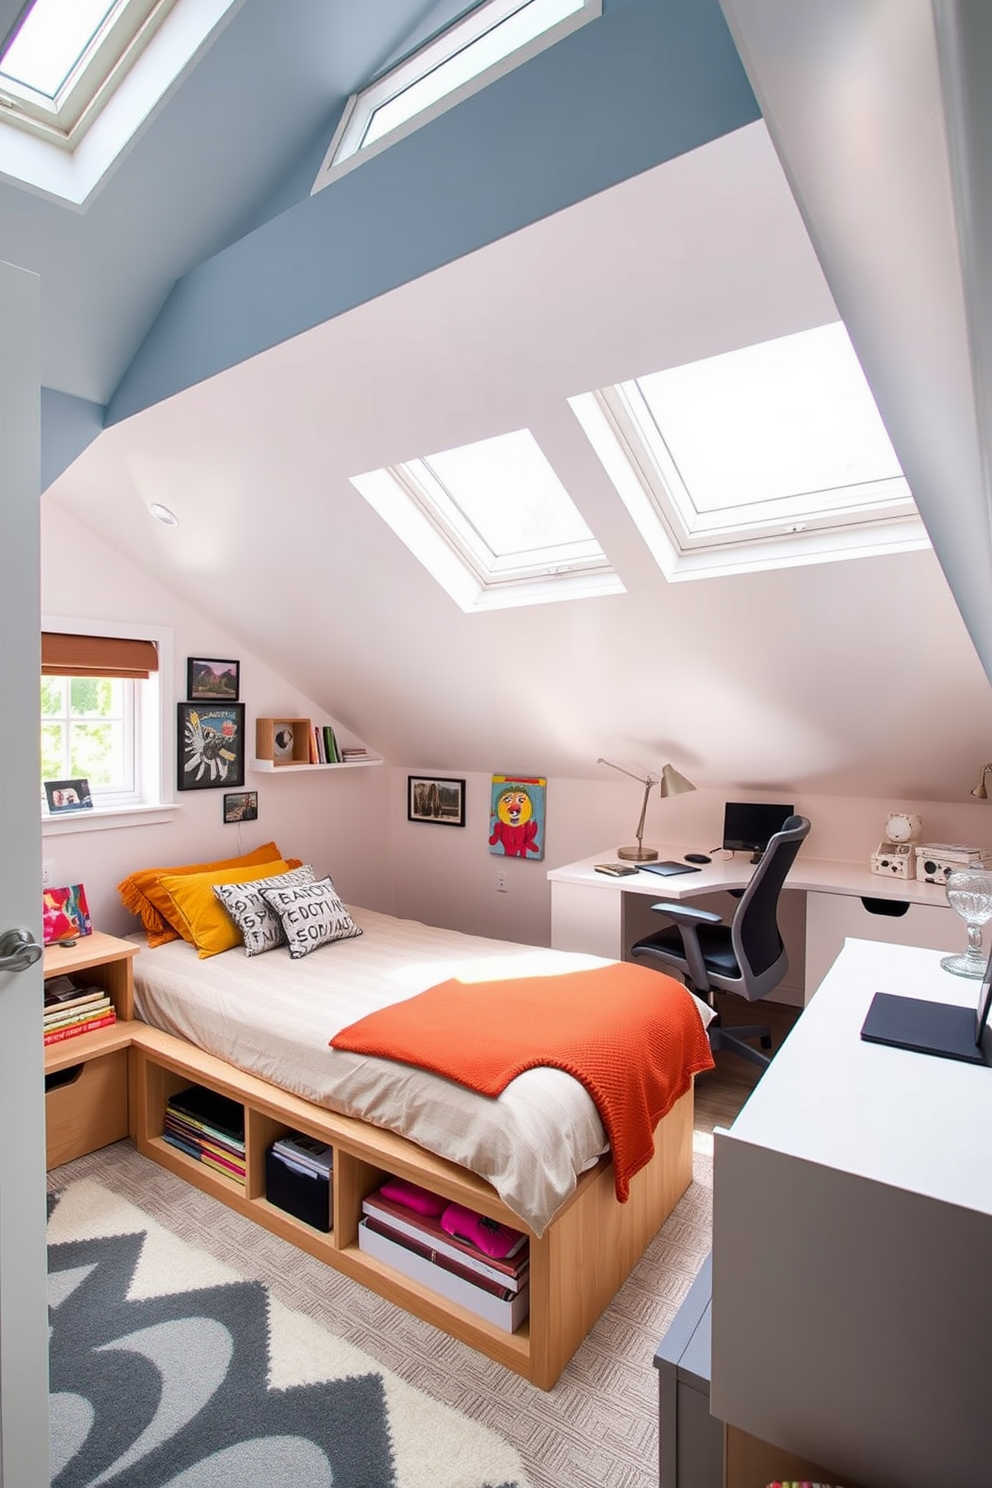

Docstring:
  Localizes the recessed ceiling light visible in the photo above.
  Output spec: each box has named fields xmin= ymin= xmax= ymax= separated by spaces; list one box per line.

xmin=148 ymin=502 xmax=178 ymax=526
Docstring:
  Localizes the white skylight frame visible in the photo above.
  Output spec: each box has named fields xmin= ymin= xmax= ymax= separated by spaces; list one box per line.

xmin=351 ymin=427 xmax=624 ymax=612
xmin=570 ymin=322 xmax=931 ymax=582
xmin=312 ymin=0 xmax=601 ymax=194
xmin=0 ymin=0 xmax=175 ymax=147
xmin=0 ymin=0 xmax=242 ymax=207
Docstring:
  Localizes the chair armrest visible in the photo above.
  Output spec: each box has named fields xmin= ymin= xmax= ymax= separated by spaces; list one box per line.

xmin=649 ymin=902 xmax=723 ymax=926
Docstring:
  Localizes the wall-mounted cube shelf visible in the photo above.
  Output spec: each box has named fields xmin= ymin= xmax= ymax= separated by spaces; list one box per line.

xmin=255 ymin=717 xmax=311 ymax=766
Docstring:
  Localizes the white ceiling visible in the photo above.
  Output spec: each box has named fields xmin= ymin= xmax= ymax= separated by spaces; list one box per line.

xmin=43 ymin=120 xmax=992 ymax=799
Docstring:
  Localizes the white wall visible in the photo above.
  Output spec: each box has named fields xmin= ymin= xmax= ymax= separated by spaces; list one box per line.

xmin=43 ymin=504 xmax=992 ymax=956
xmin=41 ymin=502 xmax=393 ymax=935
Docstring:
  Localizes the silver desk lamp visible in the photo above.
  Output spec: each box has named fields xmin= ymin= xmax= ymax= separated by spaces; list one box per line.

xmin=597 ymin=758 xmax=696 ymax=862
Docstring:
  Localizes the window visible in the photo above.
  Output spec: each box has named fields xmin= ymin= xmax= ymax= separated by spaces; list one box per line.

xmin=0 ymin=0 xmax=176 ymax=147
xmin=570 ymin=321 xmax=931 ymax=581
xmin=351 ymin=427 xmax=624 ymax=611
xmin=0 ymin=0 xmax=238 ymax=205
xmin=41 ymin=621 xmax=173 ymax=828
xmin=312 ymin=0 xmax=601 ymax=191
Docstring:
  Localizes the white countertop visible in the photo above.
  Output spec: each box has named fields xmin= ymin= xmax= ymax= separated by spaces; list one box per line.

xmin=725 ymin=936 xmax=992 ymax=1216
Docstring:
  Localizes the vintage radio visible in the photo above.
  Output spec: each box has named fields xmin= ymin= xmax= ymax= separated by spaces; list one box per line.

xmin=914 ymin=843 xmax=992 ymax=884
xmin=870 ymin=843 xmax=915 ymax=879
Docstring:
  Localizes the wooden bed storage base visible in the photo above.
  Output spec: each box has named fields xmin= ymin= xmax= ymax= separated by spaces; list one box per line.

xmin=128 ymin=1022 xmax=694 ymax=1389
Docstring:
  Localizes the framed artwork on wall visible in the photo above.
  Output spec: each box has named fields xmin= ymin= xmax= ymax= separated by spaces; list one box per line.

xmin=407 ymin=775 xmax=466 ymax=826
xmin=223 ymin=790 xmax=258 ymax=823
xmin=186 ymin=657 xmax=240 ymax=701
xmin=489 ymin=774 xmax=546 ymax=859
xmin=178 ymin=702 xmax=245 ymax=789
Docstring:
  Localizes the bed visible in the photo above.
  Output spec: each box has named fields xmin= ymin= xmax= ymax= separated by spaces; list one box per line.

xmin=122 ymin=872 xmax=712 ymax=1386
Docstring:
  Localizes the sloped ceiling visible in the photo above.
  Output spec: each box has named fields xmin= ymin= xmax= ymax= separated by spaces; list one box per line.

xmin=43 ymin=121 xmax=992 ymax=798
xmin=14 ymin=0 xmax=992 ymax=801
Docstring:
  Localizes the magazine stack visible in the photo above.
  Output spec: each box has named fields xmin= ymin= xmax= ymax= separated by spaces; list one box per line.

xmin=163 ymin=1084 xmax=246 ymax=1185
xmin=358 ymin=1175 xmax=530 ymax=1332
xmin=44 ymin=975 xmax=116 ymax=1046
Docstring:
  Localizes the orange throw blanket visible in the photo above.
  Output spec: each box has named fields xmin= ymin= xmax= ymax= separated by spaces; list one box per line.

xmin=330 ymin=963 xmax=714 ymax=1202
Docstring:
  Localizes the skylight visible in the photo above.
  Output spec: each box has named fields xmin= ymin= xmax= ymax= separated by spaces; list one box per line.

xmin=351 ymin=428 xmax=624 ymax=612
xmin=570 ymin=321 xmax=930 ymax=581
xmin=0 ymin=0 xmax=236 ymax=206
xmin=312 ymin=0 xmax=601 ymax=193
xmin=0 ymin=0 xmax=173 ymax=144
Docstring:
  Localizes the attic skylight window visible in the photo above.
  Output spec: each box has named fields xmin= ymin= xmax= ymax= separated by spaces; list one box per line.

xmin=313 ymin=0 xmax=601 ymax=192
xmin=351 ymin=428 xmax=624 ymax=612
xmin=570 ymin=322 xmax=930 ymax=581
xmin=0 ymin=0 xmax=177 ymax=149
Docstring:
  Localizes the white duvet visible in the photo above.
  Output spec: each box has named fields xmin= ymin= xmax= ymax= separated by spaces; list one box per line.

xmin=131 ymin=907 xmax=645 ymax=1233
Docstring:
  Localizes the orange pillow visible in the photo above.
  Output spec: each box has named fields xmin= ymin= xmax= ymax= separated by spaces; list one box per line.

xmin=157 ymin=859 xmax=299 ymax=957
xmin=117 ymin=842 xmax=287 ymax=946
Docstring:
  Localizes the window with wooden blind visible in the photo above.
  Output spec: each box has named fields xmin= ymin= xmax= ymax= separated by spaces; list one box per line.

xmin=41 ymin=620 xmax=170 ymax=819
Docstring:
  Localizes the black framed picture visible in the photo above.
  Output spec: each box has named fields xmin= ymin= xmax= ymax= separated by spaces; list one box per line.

xmin=186 ymin=657 xmax=240 ymax=701
xmin=44 ymin=778 xmax=93 ymax=813
xmin=178 ymin=702 xmax=245 ymax=790
xmin=223 ymin=790 xmax=258 ymax=824
xmin=407 ymin=775 xmax=466 ymax=826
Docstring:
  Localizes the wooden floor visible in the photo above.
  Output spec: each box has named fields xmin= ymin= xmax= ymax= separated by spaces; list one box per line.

xmin=694 ymin=993 xmax=801 ymax=1134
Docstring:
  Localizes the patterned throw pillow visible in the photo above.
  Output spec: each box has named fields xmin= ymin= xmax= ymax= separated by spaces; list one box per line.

xmin=259 ymin=877 xmax=362 ymax=959
xmin=213 ymin=864 xmax=316 ymax=956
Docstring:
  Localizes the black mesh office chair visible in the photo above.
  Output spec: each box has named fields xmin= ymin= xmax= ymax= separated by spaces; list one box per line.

xmin=630 ymin=815 xmax=811 ymax=1069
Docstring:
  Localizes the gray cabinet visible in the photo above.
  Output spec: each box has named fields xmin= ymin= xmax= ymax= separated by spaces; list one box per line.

xmin=654 ymin=1254 xmax=722 ymax=1488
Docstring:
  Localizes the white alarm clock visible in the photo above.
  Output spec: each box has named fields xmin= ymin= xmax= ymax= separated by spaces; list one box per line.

xmin=884 ymin=812 xmax=922 ymax=844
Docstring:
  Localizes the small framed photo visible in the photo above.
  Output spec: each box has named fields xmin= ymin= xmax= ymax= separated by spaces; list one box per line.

xmin=42 ymin=883 xmax=92 ymax=944
xmin=407 ymin=775 xmax=466 ymax=827
xmin=223 ymin=790 xmax=258 ymax=824
xmin=44 ymin=778 xmax=93 ymax=813
xmin=186 ymin=657 xmax=240 ymax=702
xmin=178 ymin=702 xmax=246 ymax=790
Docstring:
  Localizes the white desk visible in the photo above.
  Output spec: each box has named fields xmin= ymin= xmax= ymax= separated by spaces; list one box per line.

xmin=710 ymin=938 xmax=992 ymax=1488
xmin=547 ymin=848 xmax=961 ymax=996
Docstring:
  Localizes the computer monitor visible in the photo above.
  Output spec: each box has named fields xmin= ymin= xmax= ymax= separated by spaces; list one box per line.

xmin=722 ymin=801 xmax=794 ymax=863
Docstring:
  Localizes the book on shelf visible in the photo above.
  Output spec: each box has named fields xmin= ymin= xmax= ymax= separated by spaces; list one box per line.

xmin=361 ymin=1191 xmax=530 ymax=1291
xmin=45 ymin=996 xmax=113 ymax=1030
xmin=341 ymin=747 xmax=369 ymax=762
xmin=163 ymin=1113 xmax=245 ymax=1163
xmin=358 ymin=1219 xmax=530 ymax=1333
xmin=167 ymin=1085 xmax=245 ymax=1145
xmin=162 ymin=1130 xmax=246 ymax=1182
xmin=44 ymin=1010 xmax=116 ymax=1045
xmin=271 ymin=1131 xmax=333 ymax=1178
xmin=44 ymin=986 xmax=109 ymax=1015
xmin=322 ymin=725 xmax=339 ymax=764
xmin=361 ymin=1215 xmax=517 ymax=1299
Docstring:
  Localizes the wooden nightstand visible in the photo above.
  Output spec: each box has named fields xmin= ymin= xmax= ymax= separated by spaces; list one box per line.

xmin=43 ymin=931 xmax=138 ymax=1169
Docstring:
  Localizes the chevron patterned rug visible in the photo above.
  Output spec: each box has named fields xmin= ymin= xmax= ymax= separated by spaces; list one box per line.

xmin=48 ymin=1178 xmax=528 ymax=1488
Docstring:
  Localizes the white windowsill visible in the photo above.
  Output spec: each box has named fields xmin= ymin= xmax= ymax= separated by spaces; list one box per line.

xmin=42 ymin=803 xmax=181 ymax=836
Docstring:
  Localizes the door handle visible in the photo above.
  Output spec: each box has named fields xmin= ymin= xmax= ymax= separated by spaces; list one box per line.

xmin=0 ymin=927 xmax=43 ymax=972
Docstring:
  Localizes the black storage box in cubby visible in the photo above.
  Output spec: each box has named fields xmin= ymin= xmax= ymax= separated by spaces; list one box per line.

xmin=265 ymin=1135 xmax=333 ymax=1232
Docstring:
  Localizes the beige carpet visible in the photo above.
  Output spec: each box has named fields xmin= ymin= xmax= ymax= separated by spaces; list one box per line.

xmin=48 ymin=1071 xmax=748 ymax=1488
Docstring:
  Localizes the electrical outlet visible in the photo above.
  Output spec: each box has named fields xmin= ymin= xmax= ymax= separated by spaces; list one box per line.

xmin=496 ymin=870 xmax=508 ymax=892
xmin=42 ymin=859 xmax=55 ymax=887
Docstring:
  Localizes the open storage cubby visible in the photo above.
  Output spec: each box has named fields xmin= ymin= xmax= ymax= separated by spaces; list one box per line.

xmin=254 ymin=717 xmax=311 ymax=766
xmin=128 ymin=1020 xmax=693 ymax=1388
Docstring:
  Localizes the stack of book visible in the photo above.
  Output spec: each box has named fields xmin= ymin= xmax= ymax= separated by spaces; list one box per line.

xmin=311 ymin=724 xmax=341 ymax=763
xmin=44 ymin=976 xmax=116 ymax=1046
xmin=358 ymin=1183 xmax=530 ymax=1332
xmin=340 ymin=747 xmax=371 ymax=763
xmin=163 ymin=1084 xmax=246 ymax=1185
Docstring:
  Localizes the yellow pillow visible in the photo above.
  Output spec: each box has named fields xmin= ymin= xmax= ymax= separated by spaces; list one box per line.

xmin=117 ymin=841 xmax=286 ymax=946
xmin=158 ymin=859 xmax=296 ymax=958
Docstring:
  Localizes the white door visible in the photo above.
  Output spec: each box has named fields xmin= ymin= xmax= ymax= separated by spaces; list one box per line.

xmin=0 ymin=261 xmax=51 ymax=1484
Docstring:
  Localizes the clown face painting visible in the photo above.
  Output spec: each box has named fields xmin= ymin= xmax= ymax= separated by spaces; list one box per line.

xmin=488 ymin=775 xmax=546 ymax=860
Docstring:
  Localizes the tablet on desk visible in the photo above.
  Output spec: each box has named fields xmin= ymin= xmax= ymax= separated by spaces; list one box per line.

xmin=860 ymin=946 xmax=992 ymax=1065
xmin=637 ymin=860 xmax=702 ymax=878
